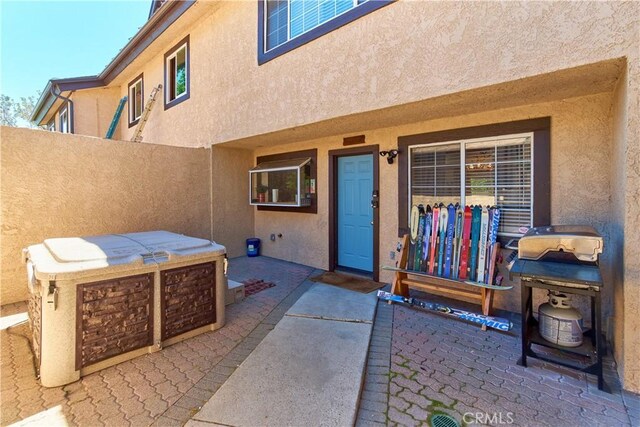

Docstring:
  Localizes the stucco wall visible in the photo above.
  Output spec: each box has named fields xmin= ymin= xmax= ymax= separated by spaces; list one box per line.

xmin=253 ymin=92 xmax=614 ymax=322
xmin=619 ymin=57 xmax=640 ymax=392
xmin=72 ymin=87 xmax=122 ymax=139
xmin=101 ymin=0 xmax=637 ymax=148
xmin=210 ymin=146 xmax=255 ymax=257
xmin=0 ymin=127 xmax=212 ymax=304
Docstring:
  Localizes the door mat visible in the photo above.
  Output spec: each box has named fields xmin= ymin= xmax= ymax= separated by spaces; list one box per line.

xmin=243 ymin=279 xmax=276 ymax=296
xmin=309 ymin=271 xmax=384 ymax=294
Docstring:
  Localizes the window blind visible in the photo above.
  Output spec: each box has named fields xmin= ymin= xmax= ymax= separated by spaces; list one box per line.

xmin=266 ymin=0 xmax=365 ymax=50
xmin=409 ymin=135 xmax=533 ymax=237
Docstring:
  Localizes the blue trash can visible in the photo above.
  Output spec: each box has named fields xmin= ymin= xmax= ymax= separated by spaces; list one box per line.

xmin=246 ymin=238 xmax=260 ymax=257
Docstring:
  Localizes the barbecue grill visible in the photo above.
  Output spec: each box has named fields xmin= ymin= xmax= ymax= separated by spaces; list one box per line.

xmin=509 ymin=225 xmax=607 ymax=391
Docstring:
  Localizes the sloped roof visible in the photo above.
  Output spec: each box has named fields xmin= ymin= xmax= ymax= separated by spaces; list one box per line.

xmin=31 ymin=0 xmax=194 ymax=124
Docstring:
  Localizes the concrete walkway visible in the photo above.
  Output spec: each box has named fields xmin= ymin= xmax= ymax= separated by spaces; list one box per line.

xmin=188 ymin=284 xmax=377 ymax=426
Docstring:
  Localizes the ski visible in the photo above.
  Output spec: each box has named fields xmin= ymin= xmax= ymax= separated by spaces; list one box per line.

xmin=477 ymin=206 xmax=490 ymax=283
xmin=485 ymin=207 xmax=501 ymax=283
xmin=420 ymin=205 xmax=432 ymax=272
xmin=452 ymin=205 xmax=464 ymax=279
xmin=469 ymin=206 xmax=482 ymax=281
xmin=458 ymin=206 xmax=472 ymax=279
xmin=409 ymin=205 xmax=420 ymax=244
xmin=443 ymin=203 xmax=456 ymax=278
xmin=437 ymin=203 xmax=447 ymax=276
xmin=377 ymin=290 xmax=512 ymax=331
xmin=428 ymin=205 xmax=440 ymax=274
xmin=485 ymin=242 xmax=501 ymax=289
xmin=413 ymin=205 xmax=426 ymax=270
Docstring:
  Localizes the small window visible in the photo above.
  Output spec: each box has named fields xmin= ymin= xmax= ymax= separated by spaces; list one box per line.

xmin=128 ymin=74 xmax=144 ymax=127
xmin=164 ymin=35 xmax=189 ymax=109
xmin=250 ymin=158 xmax=313 ymax=207
xmin=254 ymin=149 xmax=318 ymax=213
xmin=47 ymin=120 xmax=55 ymax=132
xmin=59 ymin=107 xmax=69 ymax=133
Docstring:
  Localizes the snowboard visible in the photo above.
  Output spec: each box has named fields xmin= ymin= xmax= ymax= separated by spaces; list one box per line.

xmin=377 ymin=290 xmax=512 ymax=331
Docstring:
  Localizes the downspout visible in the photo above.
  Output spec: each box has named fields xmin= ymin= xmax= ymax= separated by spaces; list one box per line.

xmin=50 ymin=84 xmax=74 ymax=134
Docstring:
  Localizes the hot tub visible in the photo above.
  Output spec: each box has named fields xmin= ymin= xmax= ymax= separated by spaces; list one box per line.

xmin=23 ymin=231 xmax=226 ymax=387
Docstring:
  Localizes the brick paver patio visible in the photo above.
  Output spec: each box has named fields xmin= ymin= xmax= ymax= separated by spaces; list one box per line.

xmin=0 ymin=257 xmax=314 ymax=426
xmin=357 ymin=292 xmax=640 ymax=427
xmin=2 ymin=256 xmax=639 ymax=426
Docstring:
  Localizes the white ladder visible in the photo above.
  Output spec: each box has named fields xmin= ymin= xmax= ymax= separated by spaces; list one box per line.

xmin=131 ymin=84 xmax=162 ymax=143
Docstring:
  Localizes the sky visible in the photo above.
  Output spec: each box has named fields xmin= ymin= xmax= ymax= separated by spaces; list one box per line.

xmin=1 ymin=0 xmax=151 ymax=100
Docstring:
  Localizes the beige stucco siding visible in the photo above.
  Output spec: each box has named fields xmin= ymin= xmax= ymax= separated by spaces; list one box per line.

xmin=0 ymin=127 xmax=212 ymax=305
xmin=210 ymin=146 xmax=255 ymax=257
xmin=101 ymin=0 xmax=638 ymax=149
xmin=253 ymin=92 xmax=614 ymax=321
xmin=72 ymin=87 xmax=122 ymax=139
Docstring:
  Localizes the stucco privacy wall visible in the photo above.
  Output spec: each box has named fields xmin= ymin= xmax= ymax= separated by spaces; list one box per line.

xmin=616 ymin=55 xmax=640 ymax=391
xmin=210 ymin=146 xmax=255 ymax=257
xmin=254 ymin=92 xmax=614 ymax=319
xmin=0 ymin=127 xmax=211 ymax=304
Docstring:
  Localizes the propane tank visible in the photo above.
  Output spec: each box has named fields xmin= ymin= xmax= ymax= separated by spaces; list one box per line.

xmin=538 ymin=291 xmax=583 ymax=347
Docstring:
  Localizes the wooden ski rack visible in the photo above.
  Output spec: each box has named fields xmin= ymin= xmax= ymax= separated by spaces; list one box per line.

xmin=388 ymin=234 xmax=511 ymax=330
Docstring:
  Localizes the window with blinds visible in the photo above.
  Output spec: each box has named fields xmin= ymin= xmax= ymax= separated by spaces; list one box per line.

xmin=264 ymin=0 xmax=369 ymax=52
xmin=409 ymin=134 xmax=533 ymax=237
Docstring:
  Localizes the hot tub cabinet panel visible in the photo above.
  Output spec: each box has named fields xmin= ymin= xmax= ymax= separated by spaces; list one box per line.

xmin=23 ymin=231 xmax=226 ymax=387
xmin=161 ymin=262 xmax=216 ymax=340
xmin=27 ymin=290 xmax=42 ymax=370
xmin=76 ymin=273 xmax=154 ymax=370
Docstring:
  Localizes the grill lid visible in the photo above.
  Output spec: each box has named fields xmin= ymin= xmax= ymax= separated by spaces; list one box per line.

xmin=518 ymin=225 xmax=603 ymax=263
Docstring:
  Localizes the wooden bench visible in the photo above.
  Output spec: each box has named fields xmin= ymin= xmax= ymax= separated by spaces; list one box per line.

xmin=385 ymin=234 xmax=512 ymax=329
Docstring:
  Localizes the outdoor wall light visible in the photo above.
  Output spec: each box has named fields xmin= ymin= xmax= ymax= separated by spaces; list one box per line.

xmin=380 ymin=149 xmax=399 ymax=164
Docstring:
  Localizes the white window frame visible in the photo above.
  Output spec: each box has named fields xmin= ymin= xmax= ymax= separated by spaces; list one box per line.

xmin=408 ymin=132 xmax=534 ymax=238
xmin=59 ymin=107 xmax=69 ymax=134
xmin=47 ymin=120 xmax=55 ymax=132
xmin=165 ymin=43 xmax=188 ymax=102
xmin=129 ymin=77 xmax=144 ymax=124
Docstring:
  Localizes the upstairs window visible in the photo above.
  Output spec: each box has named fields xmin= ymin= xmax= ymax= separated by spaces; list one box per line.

xmin=47 ymin=120 xmax=55 ymax=131
xmin=164 ymin=35 xmax=190 ymax=109
xmin=59 ymin=107 xmax=69 ymax=133
xmin=128 ymin=74 xmax=144 ymax=127
xmin=259 ymin=0 xmax=393 ymax=64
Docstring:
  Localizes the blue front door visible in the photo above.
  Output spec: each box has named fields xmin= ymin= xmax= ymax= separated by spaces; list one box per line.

xmin=337 ymin=154 xmax=373 ymax=272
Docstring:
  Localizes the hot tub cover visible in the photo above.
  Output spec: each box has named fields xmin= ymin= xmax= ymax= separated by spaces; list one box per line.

xmin=25 ymin=231 xmax=225 ymax=280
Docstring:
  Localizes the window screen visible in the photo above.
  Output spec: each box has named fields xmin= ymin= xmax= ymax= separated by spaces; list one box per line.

xmin=409 ymin=134 xmax=533 ymax=237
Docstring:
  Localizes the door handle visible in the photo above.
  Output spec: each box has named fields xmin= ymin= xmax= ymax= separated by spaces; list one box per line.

xmin=371 ymin=190 xmax=379 ymax=209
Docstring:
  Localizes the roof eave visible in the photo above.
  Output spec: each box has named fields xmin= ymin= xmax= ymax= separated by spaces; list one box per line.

xmin=30 ymin=0 xmax=195 ymax=124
